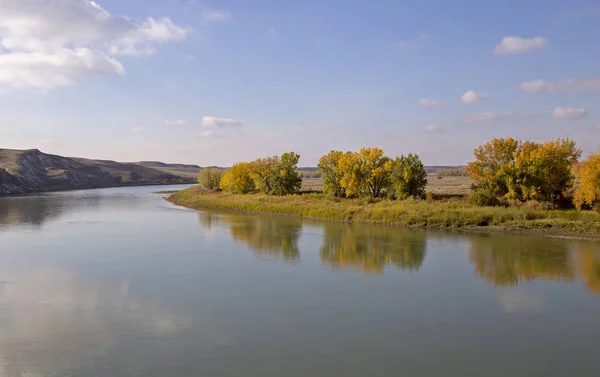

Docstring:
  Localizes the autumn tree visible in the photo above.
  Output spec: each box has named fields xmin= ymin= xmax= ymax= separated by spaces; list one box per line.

xmin=197 ymin=168 xmax=223 ymax=190
xmin=339 ymin=148 xmax=392 ymax=198
xmin=249 ymin=152 xmax=302 ymax=196
xmin=467 ymin=138 xmax=580 ymax=203
xmin=318 ymin=150 xmax=348 ymax=197
xmin=573 ymin=151 xmax=600 ymax=210
xmin=250 ymin=156 xmax=278 ymax=194
xmin=219 ymin=162 xmax=255 ymax=194
xmin=390 ymin=154 xmax=428 ymax=199
xmin=467 ymin=138 xmax=519 ymax=196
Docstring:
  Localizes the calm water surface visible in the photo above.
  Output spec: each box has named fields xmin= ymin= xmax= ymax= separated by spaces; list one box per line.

xmin=1 ymin=185 xmax=599 ymax=377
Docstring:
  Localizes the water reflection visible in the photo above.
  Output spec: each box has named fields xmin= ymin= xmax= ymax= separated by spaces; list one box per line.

xmin=572 ymin=243 xmax=600 ymax=293
xmin=0 ymin=267 xmax=187 ymax=376
xmin=320 ymin=222 xmax=427 ymax=274
xmin=199 ymin=212 xmax=302 ymax=261
xmin=468 ymin=235 xmax=574 ymax=286
xmin=0 ymin=195 xmax=70 ymax=228
xmin=468 ymin=235 xmax=600 ymax=294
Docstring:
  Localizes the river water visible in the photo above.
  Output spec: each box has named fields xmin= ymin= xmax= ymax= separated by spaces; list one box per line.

xmin=0 ymin=185 xmax=599 ymax=377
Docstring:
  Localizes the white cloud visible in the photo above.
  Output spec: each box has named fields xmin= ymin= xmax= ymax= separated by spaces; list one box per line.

xmin=200 ymin=8 xmax=232 ymax=24
xmin=132 ymin=126 xmax=145 ymax=133
xmin=0 ymin=0 xmax=187 ymax=89
xmin=418 ymin=98 xmax=443 ymax=108
xmin=552 ymin=107 xmax=588 ymax=120
xmin=464 ymin=111 xmax=514 ymax=124
xmin=460 ymin=90 xmax=489 ymax=104
xmin=518 ymin=77 xmax=600 ymax=93
xmin=423 ymin=124 xmax=443 ymax=132
xmin=201 ymin=116 xmax=242 ymax=127
xmin=110 ymin=17 xmax=187 ymax=56
xmin=165 ymin=119 xmax=186 ymax=126
xmin=493 ymin=36 xmax=548 ymax=55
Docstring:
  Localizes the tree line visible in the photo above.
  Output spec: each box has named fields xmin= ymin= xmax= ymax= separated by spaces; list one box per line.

xmin=197 ymin=138 xmax=600 ymax=211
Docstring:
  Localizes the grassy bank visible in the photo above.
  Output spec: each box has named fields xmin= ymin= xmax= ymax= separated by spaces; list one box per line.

xmin=168 ymin=186 xmax=600 ymax=237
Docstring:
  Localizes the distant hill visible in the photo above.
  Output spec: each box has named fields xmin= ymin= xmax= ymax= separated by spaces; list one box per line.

xmin=0 ymin=149 xmax=201 ymax=195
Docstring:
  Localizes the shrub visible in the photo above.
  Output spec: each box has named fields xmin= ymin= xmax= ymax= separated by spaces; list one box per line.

xmin=425 ymin=192 xmax=436 ymax=201
xmin=467 ymin=191 xmax=503 ymax=207
xmin=198 ymin=168 xmax=223 ymax=191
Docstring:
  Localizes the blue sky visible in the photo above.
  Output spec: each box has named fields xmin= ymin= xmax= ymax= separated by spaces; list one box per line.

xmin=1 ymin=0 xmax=599 ymax=166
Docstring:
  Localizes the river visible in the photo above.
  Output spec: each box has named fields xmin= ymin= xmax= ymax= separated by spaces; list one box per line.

xmin=0 ymin=185 xmax=599 ymax=376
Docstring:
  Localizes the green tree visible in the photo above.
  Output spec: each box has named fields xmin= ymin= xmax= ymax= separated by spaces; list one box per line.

xmin=250 ymin=156 xmax=278 ymax=194
xmin=318 ymin=150 xmax=347 ymax=197
xmin=272 ymin=152 xmax=302 ymax=195
xmin=197 ymin=168 xmax=223 ymax=191
xmin=219 ymin=162 xmax=255 ymax=194
xmin=249 ymin=152 xmax=302 ymax=196
xmin=390 ymin=154 xmax=428 ymax=199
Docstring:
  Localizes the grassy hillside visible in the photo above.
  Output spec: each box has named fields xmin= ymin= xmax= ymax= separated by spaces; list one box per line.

xmin=0 ymin=148 xmax=199 ymax=194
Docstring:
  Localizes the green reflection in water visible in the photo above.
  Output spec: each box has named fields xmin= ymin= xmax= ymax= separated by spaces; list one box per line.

xmin=468 ymin=235 xmax=575 ymax=286
xmin=320 ymin=222 xmax=427 ymax=274
xmin=199 ymin=212 xmax=302 ymax=262
xmin=468 ymin=234 xmax=600 ymax=294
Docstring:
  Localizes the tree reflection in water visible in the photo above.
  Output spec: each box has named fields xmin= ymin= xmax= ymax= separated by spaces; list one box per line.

xmin=468 ymin=235 xmax=575 ymax=286
xmin=198 ymin=212 xmax=302 ymax=262
xmin=572 ymin=242 xmax=600 ymax=294
xmin=320 ymin=222 xmax=427 ymax=274
xmin=468 ymin=234 xmax=600 ymax=294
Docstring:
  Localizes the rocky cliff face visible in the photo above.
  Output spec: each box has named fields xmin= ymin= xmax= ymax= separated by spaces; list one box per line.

xmin=0 ymin=149 xmax=198 ymax=194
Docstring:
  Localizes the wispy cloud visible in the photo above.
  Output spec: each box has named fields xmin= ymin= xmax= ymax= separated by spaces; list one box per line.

xmin=552 ymin=107 xmax=588 ymax=120
xmin=200 ymin=7 xmax=232 ymax=24
xmin=395 ymin=33 xmax=430 ymax=49
xmin=201 ymin=116 xmax=242 ymax=127
xmin=165 ymin=119 xmax=186 ymax=126
xmin=132 ymin=126 xmax=145 ymax=133
xmin=554 ymin=7 xmax=600 ymax=22
xmin=198 ymin=130 xmax=221 ymax=138
xmin=493 ymin=36 xmax=548 ymax=55
xmin=423 ymin=124 xmax=444 ymax=133
xmin=464 ymin=111 xmax=514 ymax=124
xmin=418 ymin=98 xmax=443 ymax=108
xmin=518 ymin=77 xmax=600 ymax=93
xmin=460 ymin=90 xmax=489 ymax=104
xmin=39 ymin=139 xmax=61 ymax=145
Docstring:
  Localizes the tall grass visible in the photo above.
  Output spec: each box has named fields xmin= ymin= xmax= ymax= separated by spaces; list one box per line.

xmin=169 ymin=186 xmax=600 ymax=236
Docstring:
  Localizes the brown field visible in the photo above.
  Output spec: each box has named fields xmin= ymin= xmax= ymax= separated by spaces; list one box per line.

xmin=300 ymin=174 xmax=473 ymax=196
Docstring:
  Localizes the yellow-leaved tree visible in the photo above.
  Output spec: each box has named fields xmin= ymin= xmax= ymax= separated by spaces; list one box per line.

xmin=573 ymin=151 xmax=600 ymax=210
xmin=318 ymin=150 xmax=348 ymax=197
xmin=468 ymin=138 xmax=580 ymax=203
xmin=219 ymin=162 xmax=255 ymax=194
xmin=339 ymin=148 xmax=392 ymax=198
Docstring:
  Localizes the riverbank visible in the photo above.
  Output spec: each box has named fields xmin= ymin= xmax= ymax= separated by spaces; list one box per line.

xmin=168 ymin=186 xmax=600 ymax=238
